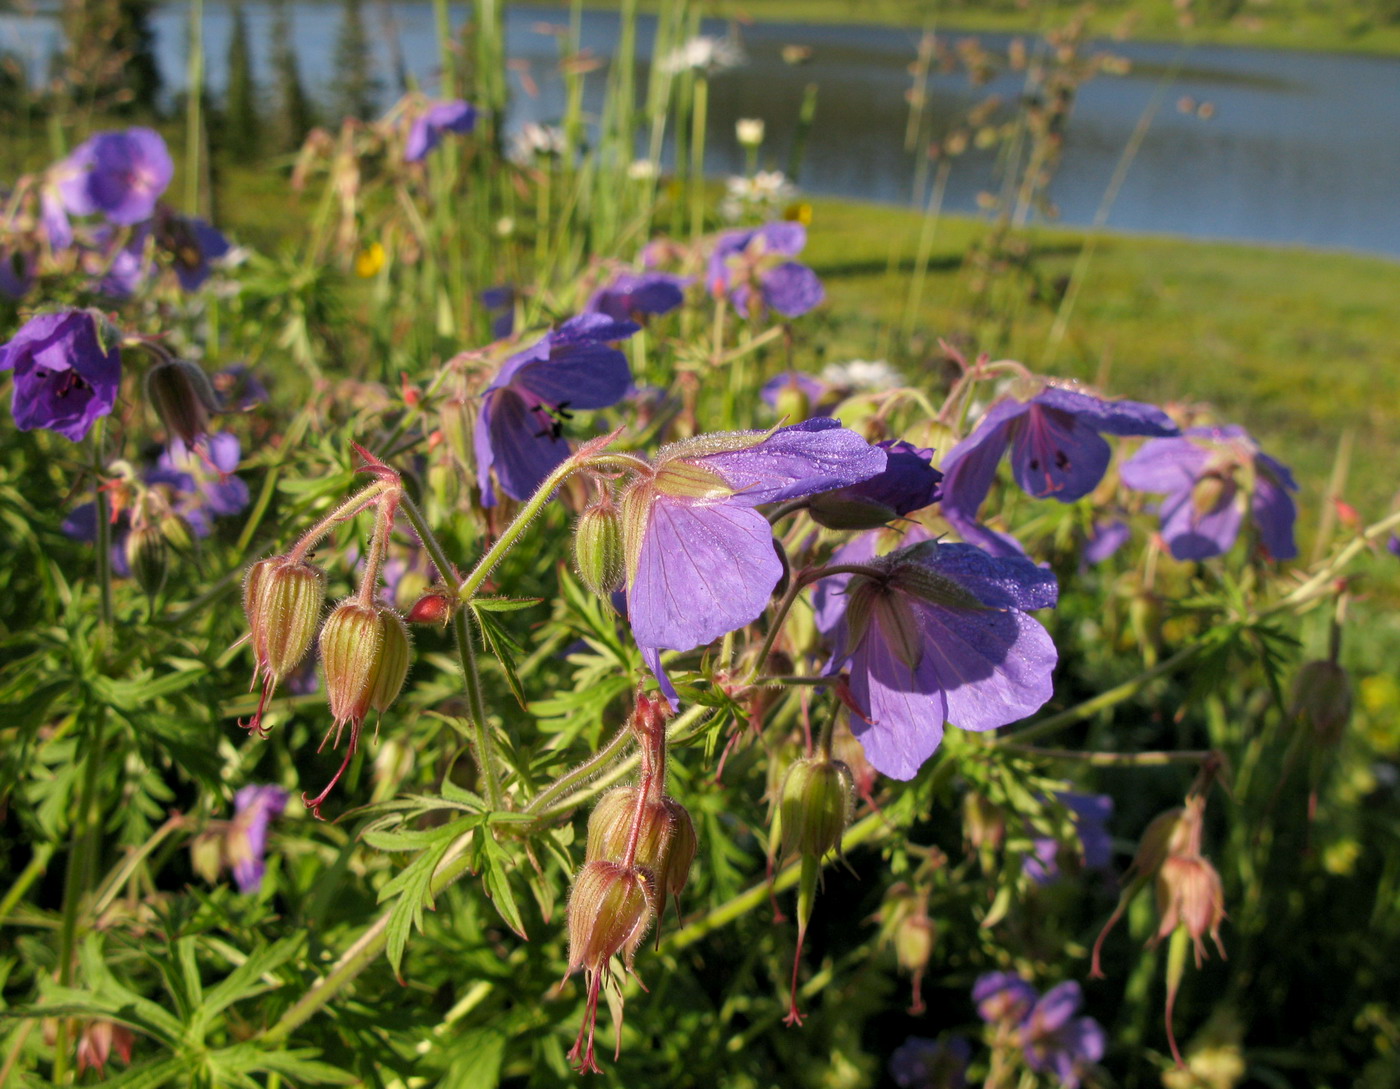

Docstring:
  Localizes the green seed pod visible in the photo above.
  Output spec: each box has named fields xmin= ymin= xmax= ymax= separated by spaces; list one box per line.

xmin=657 ymin=795 xmax=697 ymax=917
xmin=368 ymin=609 xmax=412 ymax=713
xmin=566 ymin=860 xmax=656 ymax=975
xmin=779 ymin=757 xmax=855 ymax=860
xmin=586 ymin=787 xmax=674 ymax=870
xmin=573 ymin=498 xmax=626 ymax=597
xmin=125 ymin=523 xmax=169 ymax=601
xmin=1291 ymin=659 xmax=1352 ymax=747
xmin=246 ymin=557 xmax=327 ymax=684
xmin=320 ymin=600 xmax=384 ymax=727
xmin=144 ymin=359 xmax=220 ymax=447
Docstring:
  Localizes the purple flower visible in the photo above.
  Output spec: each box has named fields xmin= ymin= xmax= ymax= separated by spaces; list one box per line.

xmin=1024 ymin=791 xmax=1114 ymax=885
xmin=89 ymin=224 xmax=154 ymax=299
xmin=940 ymin=384 xmax=1177 ymax=556
xmin=973 ymin=971 xmax=1038 ymax=1026
xmin=1019 ymin=982 xmax=1105 ymax=1088
xmin=0 ymin=309 xmax=122 ymax=441
xmin=889 ymin=1036 xmax=970 ymax=1089
xmin=0 ymin=246 xmax=35 ymax=299
xmin=56 ymin=128 xmax=173 ymax=226
xmin=1082 ymin=518 xmax=1130 ymax=566
xmin=227 ymin=784 xmax=288 ymax=893
xmin=813 ymin=534 xmax=1058 ymax=780
xmin=707 ymin=222 xmax=824 ymax=318
xmin=156 ymin=211 xmax=232 ymax=292
xmin=475 ymin=313 xmax=639 ymax=505
xmin=213 ymin=364 xmax=268 ymax=411
xmin=481 ymin=285 xmax=516 ymax=339
xmin=1119 ymin=424 xmax=1299 ymax=561
xmin=586 ymin=271 xmax=689 ymax=323
xmin=806 ymin=439 xmax=942 ymax=530
xmin=159 ymin=433 xmax=250 ymax=528
xmin=405 ymin=99 xmax=477 ymax=163
xmin=760 ymin=370 xmax=834 ymax=418
xmin=620 ymin=418 xmax=886 ymax=699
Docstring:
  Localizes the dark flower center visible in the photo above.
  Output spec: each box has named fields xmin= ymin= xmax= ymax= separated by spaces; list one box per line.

xmin=529 ymin=401 xmax=573 ymax=440
xmin=34 ymin=367 xmax=90 ymax=399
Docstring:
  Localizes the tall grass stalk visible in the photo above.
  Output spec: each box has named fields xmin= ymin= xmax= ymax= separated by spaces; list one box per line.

xmin=1043 ymin=55 xmax=1181 ymax=368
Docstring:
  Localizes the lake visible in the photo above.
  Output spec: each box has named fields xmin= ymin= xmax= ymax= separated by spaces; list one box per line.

xmin=3 ymin=3 xmax=1398 ymax=257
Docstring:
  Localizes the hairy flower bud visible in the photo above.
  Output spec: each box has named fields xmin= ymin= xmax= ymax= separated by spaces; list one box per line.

xmin=244 ymin=556 xmax=326 ymax=687
xmin=368 ymin=609 xmax=412 ymax=713
xmin=320 ymin=600 xmax=385 ymax=728
xmin=1155 ymin=853 xmax=1226 ymax=966
xmin=125 ymin=523 xmax=168 ymax=601
xmin=779 ymin=757 xmax=855 ymax=860
xmin=144 ymin=358 xmax=220 ymax=448
xmin=574 ymin=497 xmax=626 ymax=597
xmin=567 ymin=860 xmax=657 ymax=976
xmin=406 ymin=590 xmax=455 ymax=626
xmin=585 ymin=788 xmax=696 ymax=923
xmin=1291 ymin=659 xmax=1352 ymax=747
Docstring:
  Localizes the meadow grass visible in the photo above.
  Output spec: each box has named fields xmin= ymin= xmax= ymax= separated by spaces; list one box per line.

xmin=797 ymin=197 xmax=1400 ymax=512
xmin=533 ymin=0 xmax=1400 ymax=55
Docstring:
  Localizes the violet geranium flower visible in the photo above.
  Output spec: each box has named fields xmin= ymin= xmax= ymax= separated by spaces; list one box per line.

xmin=227 ymin=784 xmax=289 ymax=894
xmin=813 ymin=534 xmax=1058 ymax=780
xmin=156 ymin=211 xmax=232 ymax=292
xmin=56 ymin=128 xmax=174 ymax=226
xmin=707 ymin=222 xmax=824 ymax=319
xmin=1018 ymin=982 xmax=1106 ymax=1088
xmin=973 ymin=972 xmax=1038 ymax=1026
xmin=586 ymin=271 xmax=689 ymax=323
xmin=1119 ymin=424 xmax=1299 ymax=561
xmin=620 ymin=418 xmax=885 ymax=699
xmin=405 ymin=100 xmax=478 ymax=163
xmin=888 ymin=1035 xmax=970 ymax=1089
xmin=0 ymin=309 xmax=121 ymax=441
xmin=940 ymin=383 xmax=1177 ymax=556
xmin=1023 ymin=791 xmax=1114 ymax=885
xmin=475 ymin=312 xmax=639 ymax=505
xmin=806 ymin=439 xmax=942 ymax=530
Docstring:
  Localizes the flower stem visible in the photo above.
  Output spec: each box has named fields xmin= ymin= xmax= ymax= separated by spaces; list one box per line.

xmin=286 ymin=480 xmax=394 ymax=565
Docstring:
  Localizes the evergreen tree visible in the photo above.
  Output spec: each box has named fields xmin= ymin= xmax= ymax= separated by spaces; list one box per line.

xmin=329 ymin=0 xmax=379 ymax=123
xmin=270 ymin=0 xmax=315 ymax=150
xmin=223 ymin=0 xmax=261 ymax=159
xmin=60 ymin=0 xmax=161 ymax=113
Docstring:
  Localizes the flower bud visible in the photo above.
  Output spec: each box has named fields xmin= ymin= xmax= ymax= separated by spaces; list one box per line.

xmin=244 ymin=556 xmax=327 ymax=686
xmin=736 ymin=117 xmax=765 ymax=147
xmin=406 ymin=590 xmax=454 ymax=626
xmin=125 ymin=523 xmax=168 ymax=601
xmin=1291 ymin=659 xmax=1351 ymax=747
xmin=586 ymin=786 xmax=673 ymax=866
xmin=368 ymin=609 xmax=412 ymax=713
xmin=159 ymin=511 xmax=197 ymax=555
xmin=319 ymin=600 xmax=385 ymax=728
xmin=573 ymin=497 xmax=626 ymax=597
xmin=189 ymin=829 xmax=225 ymax=885
xmin=1155 ymin=853 xmax=1226 ymax=966
xmin=144 ymin=359 xmax=220 ymax=448
xmin=566 ymin=860 xmax=657 ymax=975
xmin=1191 ymin=472 xmax=1234 ymax=518
xmin=779 ymin=757 xmax=854 ymax=860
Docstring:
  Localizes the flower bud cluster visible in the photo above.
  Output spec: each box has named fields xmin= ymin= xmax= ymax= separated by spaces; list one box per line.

xmin=241 ymin=555 xmax=328 ymax=735
xmin=587 ymin=786 xmax=697 ymax=924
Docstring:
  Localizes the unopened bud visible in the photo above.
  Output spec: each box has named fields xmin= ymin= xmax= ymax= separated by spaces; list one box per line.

xmin=1191 ymin=472 xmax=1234 ymax=518
xmin=566 ymin=860 xmax=657 ymax=975
xmin=963 ymin=791 xmax=1007 ymax=853
xmin=1155 ymin=853 xmax=1226 ymax=965
xmin=145 ymin=359 xmax=220 ymax=448
xmin=894 ymin=907 xmax=935 ymax=977
xmin=1291 ymin=659 xmax=1351 ymax=747
xmin=320 ymin=600 xmax=385 ymax=728
xmin=159 ymin=512 xmax=197 ymax=555
xmin=406 ymin=590 xmax=454 ymax=626
xmin=189 ymin=829 xmax=225 ymax=885
xmin=573 ymin=498 xmax=625 ymax=597
xmin=779 ymin=757 xmax=854 ymax=860
xmin=125 ymin=524 xmax=168 ymax=600
xmin=368 ymin=609 xmax=412 ymax=713
xmin=244 ymin=556 xmax=327 ymax=685
xmin=587 ymin=787 xmax=673 ymax=867
xmin=1132 ymin=805 xmax=1188 ymax=878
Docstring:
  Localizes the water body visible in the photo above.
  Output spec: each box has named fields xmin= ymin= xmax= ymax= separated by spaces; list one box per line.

xmin=3 ymin=4 xmax=1398 ymax=257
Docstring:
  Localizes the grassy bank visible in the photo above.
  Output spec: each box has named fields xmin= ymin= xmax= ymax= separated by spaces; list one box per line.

xmin=798 ymin=197 xmax=1400 ymax=513
xmin=532 ymin=0 xmax=1400 ymax=55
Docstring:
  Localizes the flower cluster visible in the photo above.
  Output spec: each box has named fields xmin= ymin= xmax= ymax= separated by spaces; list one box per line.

xmin=975 ymin=973 xmax=1105 ymax=1088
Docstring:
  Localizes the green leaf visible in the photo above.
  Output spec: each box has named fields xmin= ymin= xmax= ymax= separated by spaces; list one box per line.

xmin=200 ymin=936 xmax=305 ymax=1022
xmin=444 ymin=1028 xmax=508 ymax=1089
xmin=475 ymin=834 xmax=528 ymax=939
xmin=472 ymin=606 xmax=530 ymax=710
xmin=471 ymin=596 xmax=543 ymax=613
xmin=85 ymin=1055 xmax=187 ymax=1089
